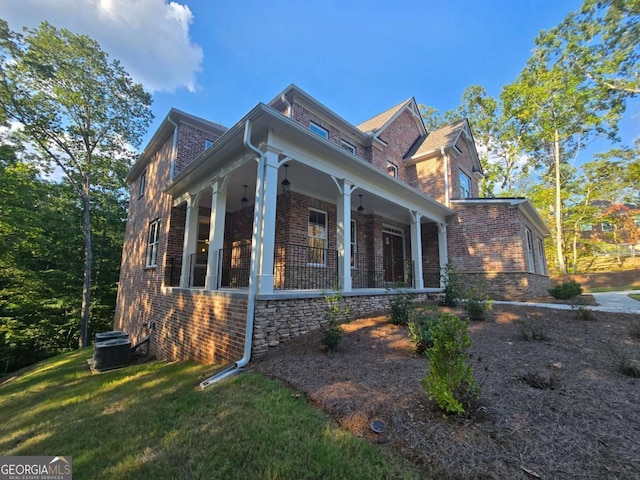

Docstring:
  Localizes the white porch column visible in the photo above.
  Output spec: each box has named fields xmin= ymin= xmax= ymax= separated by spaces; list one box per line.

xmin=437 ymin=222 xmax=448 ymax=289
xmin=336 ymin=180 xmax=354 ymax=292
xmin=410 ymin=211 xmax=424 ymax=289
xmin=256 ymin=148 xmax=279 ymax=295
xmin=179 ymin=192 xmax=201 ymax=288
xmin=204 ymin=177 xmax=227 ymax=290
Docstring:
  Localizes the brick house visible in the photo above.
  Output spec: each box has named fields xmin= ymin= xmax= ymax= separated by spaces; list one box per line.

xmin=114 ymin=84 xmax=550 ymax=373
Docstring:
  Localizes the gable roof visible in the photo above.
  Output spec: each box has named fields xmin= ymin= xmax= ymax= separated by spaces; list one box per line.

xmin=356 ymin=98 xmax=412 ymax=134
xmin=405 ymin=119 xmax=466 ymax=159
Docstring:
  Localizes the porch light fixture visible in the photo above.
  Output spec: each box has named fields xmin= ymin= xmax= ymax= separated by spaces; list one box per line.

xmin=241 ymin=184 xmax=249 ymax=208
xmin=357 ymin=194 xmax=364 ymax=213
xmin=281 ymin=164 xmax=291 ymax=193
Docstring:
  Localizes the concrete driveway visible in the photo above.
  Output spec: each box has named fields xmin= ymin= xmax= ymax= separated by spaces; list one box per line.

xmin=591 ymin=290 xmax=640 ymax=312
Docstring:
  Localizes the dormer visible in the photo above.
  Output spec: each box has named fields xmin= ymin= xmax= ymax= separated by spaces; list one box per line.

xmin=404 ymin=119 xmax=483 ymax=206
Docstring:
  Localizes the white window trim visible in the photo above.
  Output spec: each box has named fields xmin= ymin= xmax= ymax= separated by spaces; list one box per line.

xmin=525 ymin=227 xmax=535 ymax=273
xmin=601 ymin=222 xmax=613 ymax=232
xmin=341 ymin=139 xmax=356 ymax=154
xmin=536 ymin=238 xmax=546 ymax=275
xmin=459 ymin=169 xmax=472 ymax=198
xmin=387 ymin=161 xmax=398 ymax=178
xmin=309 ymin=121 xmax=329 ymax=139
xmin=308 ymin=208 xmax=328 ymax=266
xmin=146 ymin=219 xmax=160 ymax=268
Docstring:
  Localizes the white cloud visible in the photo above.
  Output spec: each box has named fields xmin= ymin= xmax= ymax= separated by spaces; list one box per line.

xmin=0 ymin=0 xmax=203 ymax=92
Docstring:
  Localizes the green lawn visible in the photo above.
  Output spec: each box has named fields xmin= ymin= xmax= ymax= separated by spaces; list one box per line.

xmin=0 ymin=350 xmax=419 ymax=480
xmin=629 ymin=293 xmax=640 ymax=302
xmin=585 ymin=285 xmax=640 ymax=293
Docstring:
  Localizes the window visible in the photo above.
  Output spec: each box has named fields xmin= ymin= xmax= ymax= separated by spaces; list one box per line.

xmin=350 ymin=219 xmax=357 ymax=267
xmin=138 ymin=170 xmax=146 ymax=198
xmin=525 ymin=227 xmax=535 ymax=273
xmin=204 ymin=139 xmax=214 ymax=149
xmin=537 ymin=238 xmax=546 ymax=275
xmin=308 ymin=209 xmax=327 ymax=265
xmin=580 ymin=223 xmax=593 ymax=232
xmin=309 ymin=121 xmax=329 ymax=139
xmin=146 ymin=219 xmax=160 ymax=267
xmin=601 ymin=222 xmax=613 ymax=232
xmin=341 ymin=139 xmax=356 ymax=154
xmin=634 ymin=217 xmax=640 ymax=228
xmin=459 ymin=170 xmax=472 ymax=198
xmin=386 ymin=161 xmax=398 ymax=178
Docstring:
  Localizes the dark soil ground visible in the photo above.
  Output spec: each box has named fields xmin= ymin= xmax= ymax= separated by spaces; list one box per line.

xmin=252 ymin=304 xmax=640 ymax=479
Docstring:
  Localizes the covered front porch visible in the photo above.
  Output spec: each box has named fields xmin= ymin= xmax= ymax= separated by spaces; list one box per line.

xmin=162 ymin=112 xmax=451 ymax=298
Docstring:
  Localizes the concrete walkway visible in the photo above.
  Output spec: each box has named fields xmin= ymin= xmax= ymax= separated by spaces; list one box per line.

xmin=495 ymin=290 xmax=640 ymax=314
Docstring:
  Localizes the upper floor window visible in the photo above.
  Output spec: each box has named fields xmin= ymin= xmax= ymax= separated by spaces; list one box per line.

xmin=601 ymin=222 xmax=613 ymax=232
xmin=387 ymin=162 xmax=398 ymax=178
xmin=459 ymin=170 xmax=472 ymax=198
xmin=580 ymin=223 xmax=593 ymax=232
xmin=204 ymin=139 xmax=214 ymax=149
xmin=341 ymin=139 xmax=356 ymax=154
xmin=634 ymin=217 xmax=640 ymax=228
xmin=146 ymin=219 xmax=160 ymax=268
xmin=138 ymin=170 xmax=147 ymax=198
xmin=308 ymin=209 xmax=327 ymax=265
xmin=309 ymin=121 xmax=329 ymax=139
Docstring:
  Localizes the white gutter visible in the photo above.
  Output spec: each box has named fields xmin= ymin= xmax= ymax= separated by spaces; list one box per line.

xmin=167 ymin=116 xmax=179 ymax=180
xmin=200 ymin=119 xmax=264 ymax=388
xmin=441 ymin=147 xmax=450 ymax=207
xmin=281 ymin=93 xmax=292 ymax=118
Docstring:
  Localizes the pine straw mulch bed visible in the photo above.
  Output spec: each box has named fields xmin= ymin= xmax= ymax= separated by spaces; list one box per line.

xmin=250 ymin=304 xmax=640 ymax=479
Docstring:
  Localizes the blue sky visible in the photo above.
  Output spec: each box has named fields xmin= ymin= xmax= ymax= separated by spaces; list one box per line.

xmin=0 ymin=0 xmax=637 ymax=164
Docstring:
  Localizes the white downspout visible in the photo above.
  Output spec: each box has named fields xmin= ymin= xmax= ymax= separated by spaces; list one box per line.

xmin=200 ymin=119 xmax=264 ymax=388
xmin=441 ymin=147 xmax=450 ymax=207
xmin=281 ymin=94 xmax=292 ymax=118
xmin=167 ymin=116 xmax=178 ymax=180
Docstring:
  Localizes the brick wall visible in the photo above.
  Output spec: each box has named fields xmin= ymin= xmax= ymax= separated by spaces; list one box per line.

xmin=174 ymin=122 xmax=224 ymax=175
xmin=459 ymin=272 xmax=550 ymax=300
xmin=449 ymin=136 xmax=479 ymax=199
xmin=290 ymin=102 xmax=367 ymax=161
xmin=421 ymin=223 xmax=441 ymax=287
xmin=372 ymin=109 xmax=422 ymax=179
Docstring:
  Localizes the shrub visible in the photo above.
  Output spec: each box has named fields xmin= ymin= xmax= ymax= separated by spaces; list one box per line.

xmin=548 ymin=280 xmax=583 ymax=300
xmin=520 ymin=370 xmax=558 ymax=390
xmin=516 ymin=317 xmax=547 ymax=341
xmin=388 ymin=288 xmax=416 ymax=325
xmin=408 ymin=311 xmax=433 ymax=355
xmin=619 ymin=356 xmax=640 ymax=378
xmin=463 ymin=298 xmax=494 ymax=322
xmin=321 ymin=290 xmax=350 ymax=353
xmin=440 ymin=263 xmax=462 ymax=307
xmin=572 ymin=305 xmax=597 ymax=321
xmin=421 ymin=312 xmax=479 ymax=414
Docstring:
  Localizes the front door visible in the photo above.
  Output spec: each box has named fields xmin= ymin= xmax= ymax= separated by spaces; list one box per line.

xmin=383 ymin=232 xmax=404 ymax=283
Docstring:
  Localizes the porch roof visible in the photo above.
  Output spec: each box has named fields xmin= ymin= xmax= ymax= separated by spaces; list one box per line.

xmin=164 ymin=102 xmax=453 ymax=223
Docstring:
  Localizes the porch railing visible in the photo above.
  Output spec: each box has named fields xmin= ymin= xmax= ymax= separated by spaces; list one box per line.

xmin=165 ymin=247 xmax=414 ymax=290
xmin=274 ymin=243 xmax=338 ymax=290
xmin=219 ymin=244 xmax=251 ymax=289
xmin=352 ymin=253 xmax=414 ymax=289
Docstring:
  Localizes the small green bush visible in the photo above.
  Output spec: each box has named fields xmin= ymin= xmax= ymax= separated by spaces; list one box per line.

xmin=548 ymin=280 xmax=583 ymax=300
xmin=321 ymin=290 xmax=350 ymax=353
xmin=408 ymin=311 xmax=433 ymax=355
xmin=440 ymin=263 xmax=462 ymax=307
xmin=463 ymin=298 xmax=494 ymax=322
xmin=572 ymin=305 xmax=597 ymax=321
xmin=388 ymin=289 xmax=416 ymax=325
xmin=422 ymin=312 xmax=479 ymax=414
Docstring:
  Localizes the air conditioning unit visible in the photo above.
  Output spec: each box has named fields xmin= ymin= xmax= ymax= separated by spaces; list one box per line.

xmin=93 ymin=332 xmax=131 ymax=372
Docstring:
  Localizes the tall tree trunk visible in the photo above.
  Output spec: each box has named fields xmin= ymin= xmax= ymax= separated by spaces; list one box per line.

xmin=572 ymin=227 xmax=579 ymax=274
xmin=80 ymin=179 xmax=92 ymax=348
xmin=554 ymin=126 xmax=567 ymax=274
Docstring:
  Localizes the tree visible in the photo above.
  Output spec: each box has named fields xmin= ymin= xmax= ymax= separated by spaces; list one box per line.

xmin=539 ymin=0 xmax=640 ymax=94
xmin=501 ymin=40 xmax=627 ymax=274
xmin=0 ymin=21 xmax=153 ymax=347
